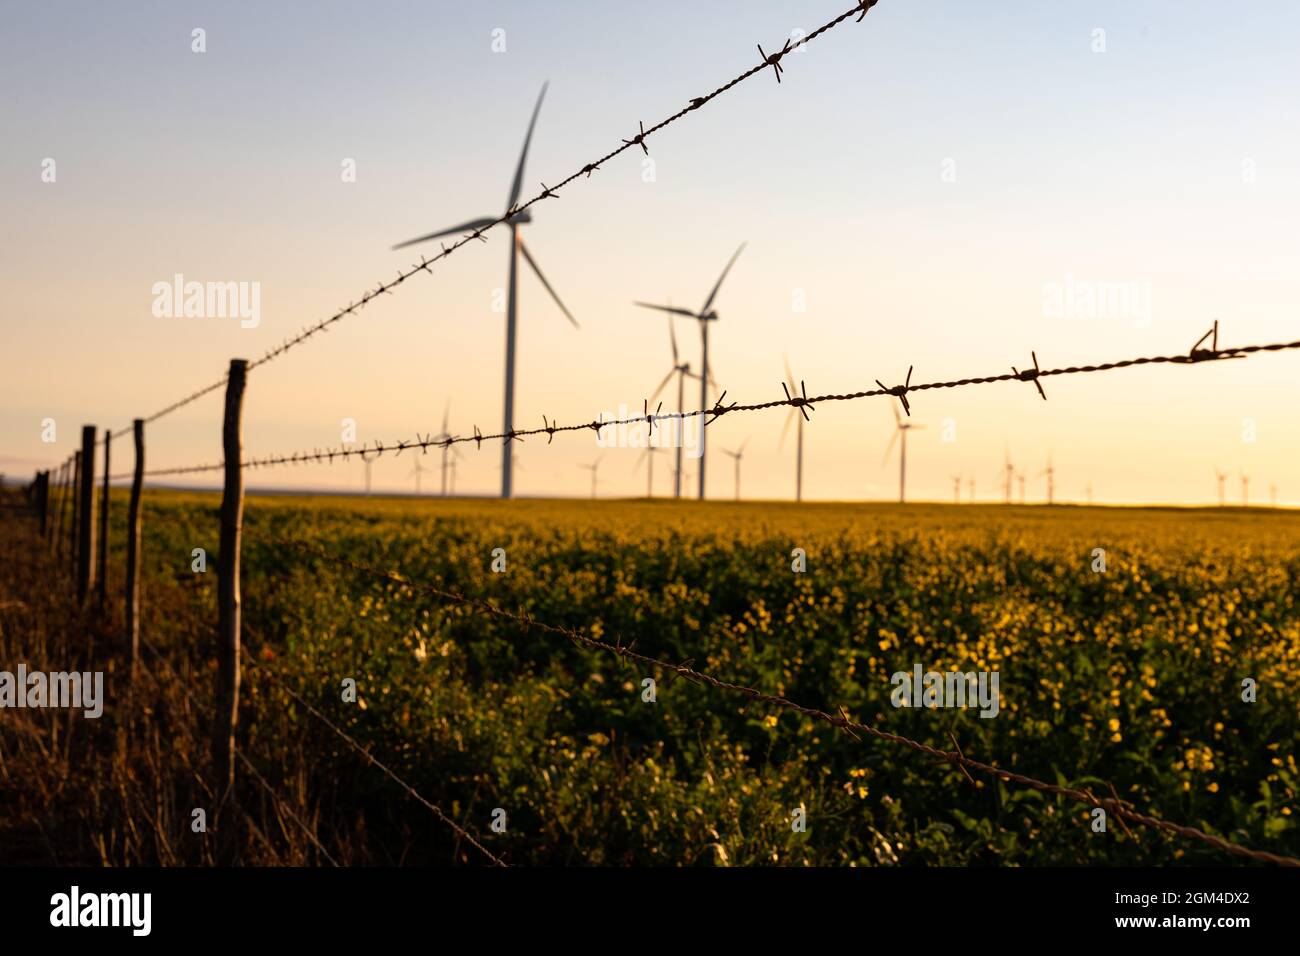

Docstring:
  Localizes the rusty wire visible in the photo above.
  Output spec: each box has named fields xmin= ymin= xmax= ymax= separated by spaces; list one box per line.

xmin=111 ymin=325 xmax=1300 ymax=480
xmin=262 ymin=533 xmax=1300 ymax=868
xmin=138 ymin=639 xmax=341 ymax=866
xmin=102 ymin=0 xmax=885 ymax=443
xmin=241 ymin=651 xmax=507 ymax=868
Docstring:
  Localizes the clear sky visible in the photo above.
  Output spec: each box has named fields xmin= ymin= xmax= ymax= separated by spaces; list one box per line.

xmin=3 ymin=0 xmax=1298 ymax=504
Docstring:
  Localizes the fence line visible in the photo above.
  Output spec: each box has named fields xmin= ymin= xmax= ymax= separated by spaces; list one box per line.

xmin=110 ymin=326 xmax=1300 ymax=480
xmin=100 ymin=0 xmax=884 ymax=444
xmin=265 ymin=533 xmax=1300 ymax=868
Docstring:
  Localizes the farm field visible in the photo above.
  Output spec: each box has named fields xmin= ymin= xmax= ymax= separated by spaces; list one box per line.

xmin=23 ymin=489 xmax=1290 ymax=867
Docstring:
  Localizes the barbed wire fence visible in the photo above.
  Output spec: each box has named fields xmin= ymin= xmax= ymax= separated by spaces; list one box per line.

xmin=14 ymin=0 xmax=1300 ymax=867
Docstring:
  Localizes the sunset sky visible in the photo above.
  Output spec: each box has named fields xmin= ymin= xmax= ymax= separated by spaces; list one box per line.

xmin=3 ymin=0 xmax=1299 ymax=504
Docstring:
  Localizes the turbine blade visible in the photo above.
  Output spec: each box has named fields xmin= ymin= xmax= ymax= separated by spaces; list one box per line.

xmin=700 ymin=242 xmax=746 ymax=316
xmin=891 ymin=400 xmax=901 ymax=427
xmin=635 ymin=301 xmax=699 ymax=319
xmin=649 ymin=366 xmax=676 ymax=402
xmin=392 ymin=216 xmax=497 ymax=250
xmin=668 ymin=315 xmax=679 ymax=363
xmin=507 ymin=82 xmax=548 ymax=211
xmin=783 ymin=354 xmax=795 ymax=391
xmin=739 ymin=435 xmax=751 ymax=454
xmin=442 ymin=399 xmax=451 ymax=434
xmin=778 ymin=408 xmax=796 ymax=450
xmin=882 ymin=429 xmax=899 ymax=465
xmin=517 ymin=237 xmax=578 ymax=328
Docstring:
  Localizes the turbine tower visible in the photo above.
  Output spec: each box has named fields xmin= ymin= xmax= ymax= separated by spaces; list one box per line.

xmin=1016 ymin=471 xmax=1026 ymax=504
xmin=951 ymin=474 xmax=962 ymax=504
xmin=635 ymin=445 xmax=665 ymax=499
xmin=1240 ymin=472 xmax=1250 ymax=507
xmin=968 ymin=477 xmax=976 ymax=503
xmin=1085 ymin=481 xmax=1093 ymax=506
xmin=779 ymin=358 xmax=812 ymax=502
xmin=883 ymin=399 xmax=925 ymax=504
xmin=1214 ymin=468 xmax=1227 ymax=507
xmin=393 ymin=83 xmax=578 ymax=500
xmin=1270 ymin=483 xmax=1278 ymax=508
xmin=579 ymin=456 xmax=603 ymax=499
xmin=635 ymin=243 xmax=746 ymax=500
xmin=720 ymin=437 xmax=751 ymax=501
xmin=434 ymin=401 xmax=462 ymax=497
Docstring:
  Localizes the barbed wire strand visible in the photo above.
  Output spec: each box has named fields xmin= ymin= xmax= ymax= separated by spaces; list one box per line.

xmin=138 ymin=640 xmax=341 ymax=866
xmin=101 ymin=0 xmax=885 ymax=444
xmin=240 ymin=652 xmax=508 ymax=868
xmin=264 ymin=533 xmax=1300 ymax=868
xmin=112 ymin=326 xmax=1300 ymax=480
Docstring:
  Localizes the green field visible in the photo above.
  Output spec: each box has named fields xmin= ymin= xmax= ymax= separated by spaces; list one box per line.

xmin=72 ymin=492 xmax=1300 ymax=864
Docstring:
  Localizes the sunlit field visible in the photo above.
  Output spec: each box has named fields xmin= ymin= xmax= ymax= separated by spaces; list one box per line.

xmin=74 ymin=491 xmax=1295 ymax=866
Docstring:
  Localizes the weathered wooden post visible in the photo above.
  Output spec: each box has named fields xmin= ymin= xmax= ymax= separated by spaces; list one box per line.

xmin=77 ymin=426 xmax=97 ymax=602
xmin=97 ymin=430 xmax=111 ymax=612
xmin=125 ymin=419 xmax=145 ymax=680
xmin=69 ymin=451 xmax=81 ymax=571
xmin=213 ymin=360 xmax=247 ymax=797
xmin=37 ymin=471 xmax=49 ymax=536
xmin=57 ymin=460 xmax=71 ymax=554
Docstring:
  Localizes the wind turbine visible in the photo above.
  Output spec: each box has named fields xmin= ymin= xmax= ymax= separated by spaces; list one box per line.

xmin=434 ymin=400 xmax=462 ymax=497
xmin=779 ymin=358 xmax=812 ymax=502
xmin=883 ymin=399 xmax=925 ymax=504
xmin=720 ymin=437 xmax=751 ymax=501
xmin=1085 ymin=482 xmax=1093 ymax=506
xmin=997 ymin=450 xmax=1014 ymax=504
xmin=1016 ymin=471 xmax=1026 ymax=504
xmin=1036 ymin=454 xmax=1055 ymax=505
xmin=359 ymin=447 xmax=379 ymax=497
xmin=635 ymin=243 xmax=746 ymax=500
xmin=647 ymin=313 xmax=706 ymax=499
xmin=579 ymin=456 xmax=603 ymax=499
xmin=393 ymin=83 xmax=578 ymax=500
xmin=635 ymin=445 xmax=665 ymax=499
xmin=968 ymin=478 xmax=976 ymax=503
xmin=1214 ymin=468 xmax=1227 ymax=507
xmin=951 ymin=475 xmax=962 ymax=504
xmin=409 ymin=457 xmax=431 ymax=495
xmin=1240 ymin=472 xmax=1250 ymax=507
xmin=1270 ymin=483 xmax=1278 ymax=508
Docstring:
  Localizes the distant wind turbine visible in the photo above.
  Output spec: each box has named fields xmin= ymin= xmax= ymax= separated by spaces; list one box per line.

xmin=1016 ymin=471 xmax=1026 ymax=504
xmin=1214 ymin=468 xmax=1227 ymax=507
xmin=635 ymin=243 xmax=746 ymax=500
xmin=951 ymin=474 xmax=962 ymax=504
xmin=434 ymin=401 xmax=463 ymax=497
xmin=968 ymin=478 xmax=976 ymax=503
xmin=998 ymin=449 xmax=1014 ymax=504
xmin=1036 ymin=454 xmax=1055 ymax=505
xmin=1270 ymin=483 xmax=1278 ymax=508
xmin=1240 ymin=472 xmax=1250 ymax=507
xmin=579 ymin=456 xmax=604 ymax=499
xmin=779 ymin=358 xmax=812 ymax=502
xmin=409 ymin=457 xmax=430 ymax=495
xmin=647 ymin=313 xmax=707 ymax=499
xmin=392 ymin=82 xmax=578 ymax=501
xmin=720 ymin=437 xmax=751 ymax=501
xmin=359 ymin=447 xmax=379 ymax=497
xmin=883 ymin=399 xmax=925 ymax=504
xmin=1085 ymin=481 xmax=1093 ymax=506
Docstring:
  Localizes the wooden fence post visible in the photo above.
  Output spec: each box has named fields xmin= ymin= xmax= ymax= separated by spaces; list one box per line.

xmin=125 ymin=419 xmax=145 ymax=680
xmin=214 ymin=360 xmax=248 ymax=797
xmin=70 ymin=451 xmax=81 ymax=572
xmin=77 ymin=426 xmax=97 ymax=602
xmin=97 ymin=430 xmax=110 ymax=612
xmin=58 ymin=460 xmax=71 ymax=554
xmin=52 ymin=462 xmax=65 ymax=552
xmin=37 ymin=471 xmax=49 ymax=536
